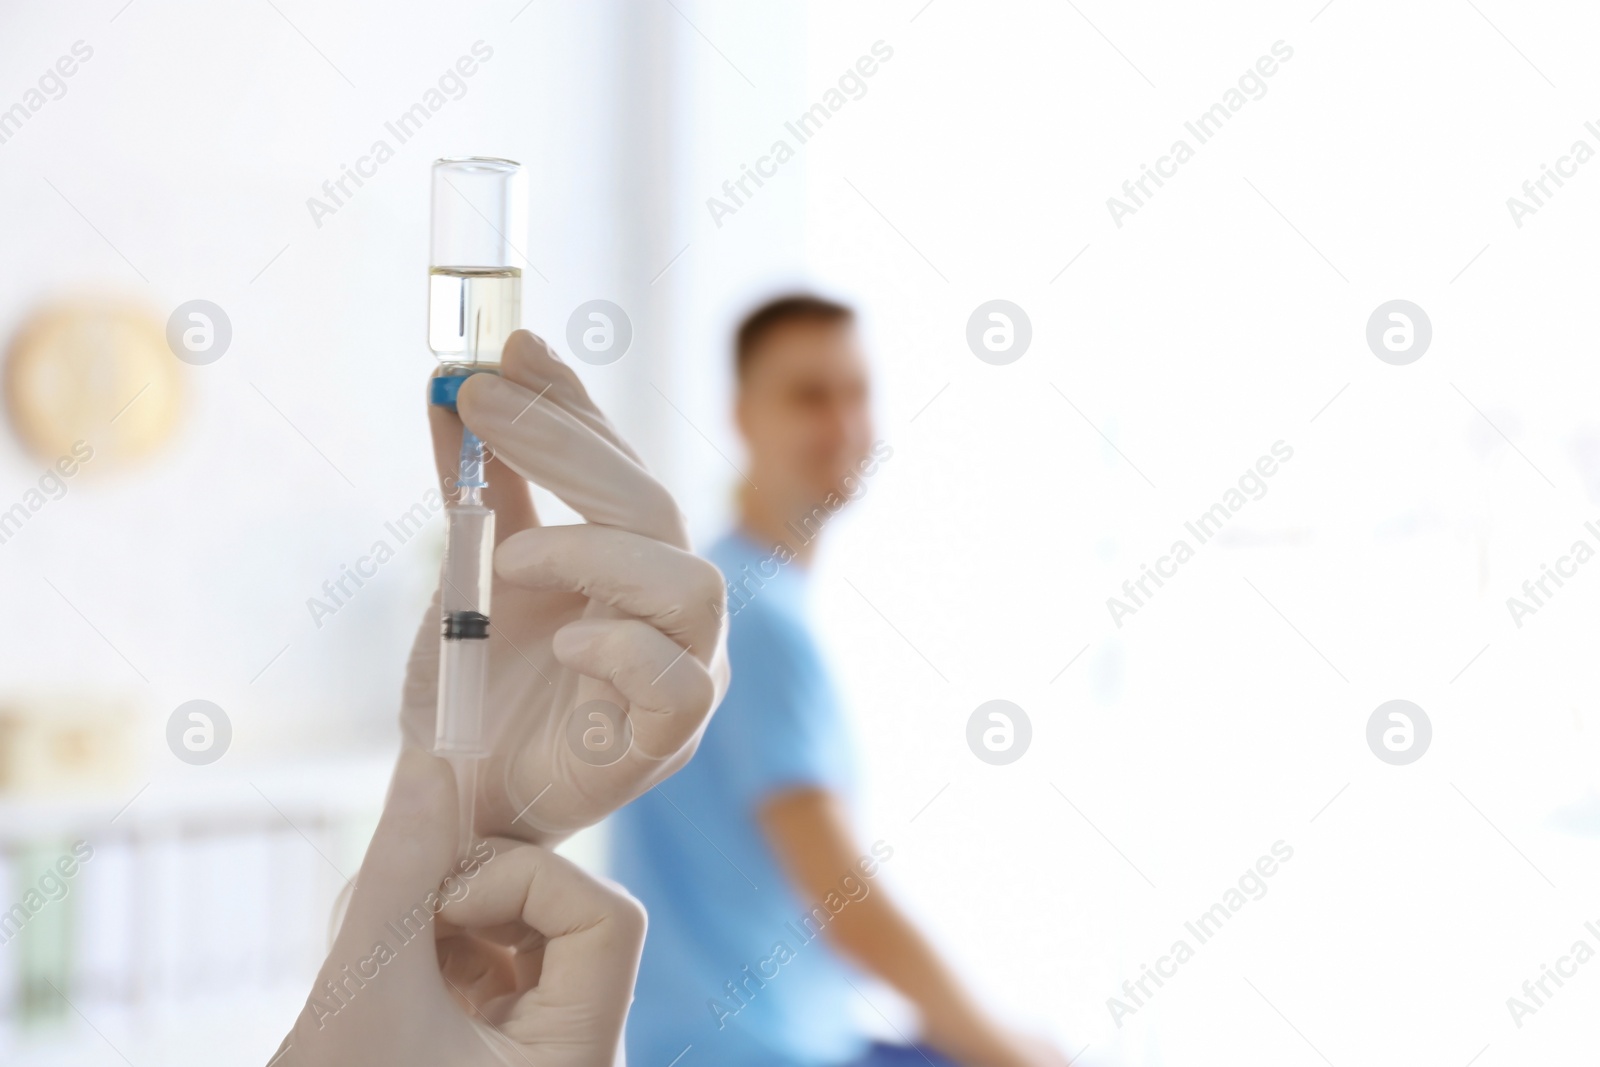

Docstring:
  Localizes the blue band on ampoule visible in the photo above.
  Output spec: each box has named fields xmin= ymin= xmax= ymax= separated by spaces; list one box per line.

xmin=430 ymin=374 xmax=471 ymax=410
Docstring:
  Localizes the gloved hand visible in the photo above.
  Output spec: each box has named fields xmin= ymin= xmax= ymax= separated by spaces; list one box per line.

xmin=273 ymin=747 xmax=645 ymax=1067
xmin=400 ymin=329 xmax=729 ymax=843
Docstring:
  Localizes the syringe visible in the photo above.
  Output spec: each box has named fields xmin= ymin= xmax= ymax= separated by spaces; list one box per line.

xmin=426 ymin=156 xmax=525 ymax=854
xmin=434 ymin=426 xmax=494 ymax=853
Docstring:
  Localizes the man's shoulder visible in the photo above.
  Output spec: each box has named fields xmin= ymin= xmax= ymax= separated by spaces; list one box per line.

xmin=706 ymin=532 xmax=808 ymax=625
xmin=702 ymin=542 xmax=821 ymax=680
xmin=728 ymin=587 xmax=812 ymax=656
xmin=705 ymin=529 xmax=770 ymax=574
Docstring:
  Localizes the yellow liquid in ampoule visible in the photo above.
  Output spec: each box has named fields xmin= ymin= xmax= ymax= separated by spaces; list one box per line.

xmin=428 ymin=266 xmax=522 ymax=366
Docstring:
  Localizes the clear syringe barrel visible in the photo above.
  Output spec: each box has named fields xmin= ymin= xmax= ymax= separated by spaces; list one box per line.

xmin=435 ymin=491 xmax=494 ymax=758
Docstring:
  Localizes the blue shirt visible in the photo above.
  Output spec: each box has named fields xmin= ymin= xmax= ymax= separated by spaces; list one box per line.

xmin=609 ymin=531 xmax=866 ymax=1067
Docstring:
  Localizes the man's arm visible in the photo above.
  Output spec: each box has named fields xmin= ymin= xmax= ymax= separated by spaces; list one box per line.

xmin=759 ymin=787 xmax=1063 ymax=1067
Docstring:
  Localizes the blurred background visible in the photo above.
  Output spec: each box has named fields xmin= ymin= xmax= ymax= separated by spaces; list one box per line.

xmin=2 ymin=0 xmax=1600 ymax=1063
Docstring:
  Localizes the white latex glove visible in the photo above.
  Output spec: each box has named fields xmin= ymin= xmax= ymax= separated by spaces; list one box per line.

xmin=401 ymin=329 xmax=729 ymax=843
xmin=274 ymin=747 xmax=645 ymax=1067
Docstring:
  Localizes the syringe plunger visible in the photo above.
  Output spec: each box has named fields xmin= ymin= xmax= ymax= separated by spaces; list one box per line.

xmin=434 ymin=433 xmax=494 ymax=759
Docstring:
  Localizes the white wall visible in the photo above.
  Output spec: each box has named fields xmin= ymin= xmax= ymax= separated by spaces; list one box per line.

xmin=788 ymin=1 xmax=1600 ymax=1062
xmin=0 ymin=0 xmax=701 ymax=754
xmin=0 ymin=2 xmax=699 ymax=1060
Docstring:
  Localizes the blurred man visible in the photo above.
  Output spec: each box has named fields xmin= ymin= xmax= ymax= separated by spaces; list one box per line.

xmin=610 ymin=296 xmax=1065 ymax=1067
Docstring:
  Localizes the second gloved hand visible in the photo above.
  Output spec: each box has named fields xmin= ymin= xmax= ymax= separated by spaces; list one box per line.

xmin=275 ymin=748 xmax=646 ymax=1067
